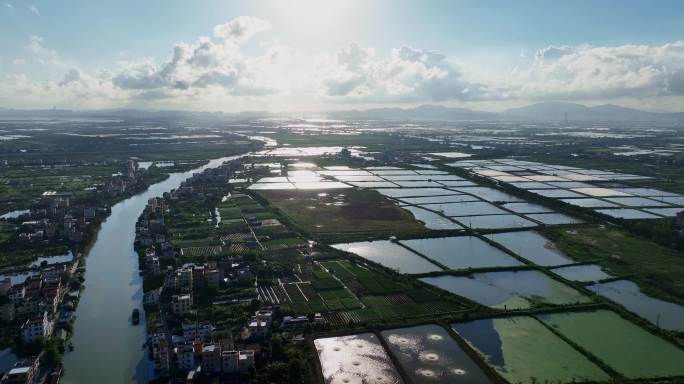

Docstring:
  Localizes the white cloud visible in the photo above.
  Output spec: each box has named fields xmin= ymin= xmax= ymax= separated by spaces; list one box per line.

xmin=112 ymin=17 xmax=275 ymax=97
xmin=212 ymin=16 xmax=271 ymax=42
xmin=26 ymin=35 xmax=63 ymax=66
xmin=2 ymin=16 xmax=684 ymax=111
xmin=28 ymin=4 xmax=38 ymax=15
xmin=509 ymin=42 xmax=684 ymax=100
xmin=317 ymin=43 xmax=489 ymax=102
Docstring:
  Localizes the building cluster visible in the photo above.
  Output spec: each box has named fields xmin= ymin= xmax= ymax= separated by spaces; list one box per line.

xmin=0 ymin=263 xmax=79 ymax=383
xmin=15 ymin=192 xmax=98 ymax=245
xmin=1 ymin=262 xmax=78 ymax=337
xmin=149 ymin=326 xmax=256 ymax=381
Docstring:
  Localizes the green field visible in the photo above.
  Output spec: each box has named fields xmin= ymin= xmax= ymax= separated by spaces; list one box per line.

xmin=257 ymin=189 xmax=428 ymax=239
xmin=542 ymin=226 xmax=684 ymax=304
xmin=538 ymin=310 xmax=684 ymax=379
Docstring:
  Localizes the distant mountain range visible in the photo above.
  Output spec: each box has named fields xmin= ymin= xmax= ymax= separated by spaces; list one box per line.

xmin=330 ymin=102 xmax=684 ymax=122
xmin=1 ymin=102 xmax=683 ymax=122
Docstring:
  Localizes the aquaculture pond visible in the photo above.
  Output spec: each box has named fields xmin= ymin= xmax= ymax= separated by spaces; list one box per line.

xmin=399 ymin=194 xmax=479 ymax=205
xmin=420 ymin=271 xmax=589 ymax=309
xmin=551 ymin=264 xmax=611 ymax=282
xmin=331 ymin=240 xmax=442 ymax=274
xmin=588 ymin=280 xmax=684 ymax=331
xmin=501 ymin=202 xmax=553 ymax=214
xmin=399 ymin=236 xmax=522 ymax=270
xmin=457 ymin=215 xmax=537 ymax=230
xmin=381 ymin=324 xmax=492 ymax=384
xmin=596 ymin=208 xmax=661 ymax=220
xmin=452 ymin=317 xmax=609 ymax=384
xmin=525 ymin=213 xmax=582 ymax=225
xmin=537 ymin=310 xmax=684 ymax=379
xmin=422 ymin=201 xmax=507 ymax=217
xmin=486 ymin=231 xmax=573 ymax=266
xmin=375 ymin=188 xmax=456 ymax=198
xmin=314 ymin=333 xmax=404 ymax=384
xmin=402 ymin=206 xmax=463 ymax=230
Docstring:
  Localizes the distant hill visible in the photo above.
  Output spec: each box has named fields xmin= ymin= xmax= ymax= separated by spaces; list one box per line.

xmin=1 ymin=102 xmax=683 ymax=122
xmin=501 ymin=102 xmax=684 ymax=122
xmin=330 ymin=102 xmax=684 ymax=122
xmin=328 ymin=104 xmax=497 ymax=121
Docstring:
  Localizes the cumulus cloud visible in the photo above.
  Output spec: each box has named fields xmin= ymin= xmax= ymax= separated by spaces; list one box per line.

xmin=59 ymin=69 xmax=81 ymax=87
xmin=318 ymin=43 xmax=488 ymax=102
xmin=3 ymin=15 xmax=684 ymax=111
xmin=26 ymin=35 xmax=62 ymax=66
xmin=112 ymin=16 xmax=274 ymax=97
xmin=212 ymin=16 xmax=271 ymax=42
xmin=28 ymin=4 xmax=38 ymax=15
xmin=510 ymin=41 xmax=684 ymax=100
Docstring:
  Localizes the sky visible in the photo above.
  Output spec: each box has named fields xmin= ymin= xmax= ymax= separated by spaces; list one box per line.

xmin=1 ymin=0 xmax=684 ymax=112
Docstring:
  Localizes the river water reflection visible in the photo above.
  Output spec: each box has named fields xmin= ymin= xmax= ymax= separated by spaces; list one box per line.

xmin=62 ymin=154 xmax=246 ymax=384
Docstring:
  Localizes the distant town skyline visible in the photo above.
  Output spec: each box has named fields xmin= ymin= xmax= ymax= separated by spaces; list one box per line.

xmin=1 ymin=0 xmax=684 ymax=112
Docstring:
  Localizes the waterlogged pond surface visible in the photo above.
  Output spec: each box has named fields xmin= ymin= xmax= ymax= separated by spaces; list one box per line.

xmin=381 ymin=324 xmax=492 ymax=384
xmin=399 ymin=194 xmax=478 ymax=205
xmin=29 ymin=250 xmax=74 ymax=267
xmin=421 ymin=271 xmax=589 ymax=309
xmin=315 ymin=333 xmax=404 ymax=384
xmin=422 ymin=201 xmax=508 ymax=217
xmin=402 ymin=206 xmax=463 ymax=230
xmin=537 ymin=310 xmax=684 ymax=379
xmin=525 ymin=213 xmax=582 ymax=225
xmin=501 ymin=202 xmax=553 ymax=214
xmin=452 ymin=317 xmax=609 ymax=384
xmin=331 ymin=241 xmax=442 ymax=274
xmin=457 ymin=215 xmax=537 ymax=230
xmin=0 ymin=209 xmax=29 ymax=219
xmin=375 ymin=188 xmax=457 ymax=198
xmin=400 ymin=236 xmax=522 ymax=270
xmin=588 ymin=280 xmax=684 ymax=331
xmin=551 ymin=264 xmax=611 ymax=282
xmin=62 ymin=154 xmax=248 ymax=384
xmin=596 ymin=208 xmax=661 ymax=220
xmin=486 ymin=231 xmax=573 ymax=266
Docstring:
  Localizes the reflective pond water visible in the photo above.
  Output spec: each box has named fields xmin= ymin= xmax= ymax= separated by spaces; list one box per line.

xmin=588 ymin=280 xmax=684 ymax=331
xmin=486 ymin=231 xmax=573 ymax=266
xmin=421 ymin=271 xmax=589 ymax=309
xmin=331 ymin=240 xmax=442 ymax=274
xmin=401 ymin=206 xmax=463 ymax=230
xmin=457 ymin=215 xmax=537 ymax=230
xmin=400 ymin=236 xmax=522 ymax=270
xmin=551 ymin=264 xmax=611 ymax=282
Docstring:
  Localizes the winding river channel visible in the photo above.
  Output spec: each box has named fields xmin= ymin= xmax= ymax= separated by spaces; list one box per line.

xmin=61 ymin=154 xmax=246 ymax=383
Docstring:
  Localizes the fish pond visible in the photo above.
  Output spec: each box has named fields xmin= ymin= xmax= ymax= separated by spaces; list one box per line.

xmin=486 ymin=231 xmax=573 ymax=266
xmin=331 ymin=240 xmax=442 ymax=274
xmin=402 ymin=206 xmax=463 ymax=230
xmin=381 ymin=324 xmax=492 ymax=384
xmin=537 ymin=310 xmax=684 ymax=379
xmin=420 ymin=270 xmax=590 ymax=309
xmin=452 ymin=317 xmax=610 ymax=384
xmin=551 ymin=264 xmax=611 ymax=282
xmin=588 ymin=280 xmax=684 ymax=331
xmin=399 ymin=236 xmax=522 ymax=270
xmin=314 ymin=333 xmax=404 ymax=384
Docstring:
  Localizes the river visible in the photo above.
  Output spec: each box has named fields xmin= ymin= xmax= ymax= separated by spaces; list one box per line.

xmin=61 ymin=154 xmax=247 ymax=383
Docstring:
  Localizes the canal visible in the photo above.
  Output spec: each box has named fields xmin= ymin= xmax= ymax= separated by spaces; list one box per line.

xmin=62 ymin=154 xmax=246 ymax=383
